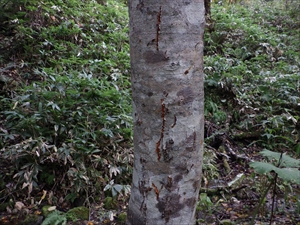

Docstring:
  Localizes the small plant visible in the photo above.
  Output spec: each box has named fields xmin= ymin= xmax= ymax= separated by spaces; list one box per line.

xmin=41 ymin=210 xmax=67 ymax=225
xmin=104 ymin=179 xmax=131 ymax=198
xmin=197 ymin=193 xmax=214 ymax=214
xmin=249 ymin=149 xmax=300 ymax=224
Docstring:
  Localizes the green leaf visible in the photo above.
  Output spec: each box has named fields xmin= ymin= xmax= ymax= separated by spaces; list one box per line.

xmin=273 ymin=167 xmax=300 ymax=184
xmin=250 ymin=162 xmax=300 ymax=184
xmin=113 ymin=184 xmax=123 ymax=195
xmin=101 ymin=128 xmax=114 ymax=137
xmin=294 ymin=143 xmax=300 ymax=156
xmin=250 ymin=161 xmax=278 ymax=174
xmin=259 ymin=149 xmax=300 ymax=168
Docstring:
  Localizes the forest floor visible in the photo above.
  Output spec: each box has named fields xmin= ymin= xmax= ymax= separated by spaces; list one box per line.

xmin=2 ymin=124 xmax=299 ymax=225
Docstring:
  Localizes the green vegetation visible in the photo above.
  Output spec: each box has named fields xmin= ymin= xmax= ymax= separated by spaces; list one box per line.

xmin=41 ymin=210 xmax=67 ymax=225
xmin=0 ymin=0 xmax=299 ymax=224
xmin=202 ymin=1 xmax=300 ymax=223
xmin=204 ymin=1 xmax=300 ymax=151
xmin=66 ymin=206 xmax=89 ymax=222
xmin=250 ymin=150 xmax=300 ymax=224
xmin=251 ymin=150 xmax=300 ymax=185
xmin=117 ymin=212 xmax=127 ymax=224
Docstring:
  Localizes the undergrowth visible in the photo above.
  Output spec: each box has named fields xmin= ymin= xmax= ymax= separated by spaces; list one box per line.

xmin=204 ymin=0 xmax=300 ymax=152
xmin=202 ymin=1 xmax=300 ymax=222
xmin=0 ymin=0 xmax=132 ymax=205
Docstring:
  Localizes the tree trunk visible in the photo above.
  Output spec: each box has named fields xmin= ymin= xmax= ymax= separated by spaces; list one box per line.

xmin=127 ymin=1 xmax=205 ymax=224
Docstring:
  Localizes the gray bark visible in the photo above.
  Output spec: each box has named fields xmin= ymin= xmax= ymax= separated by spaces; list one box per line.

xmin=127 ymin=0 xmax=205 ymax=224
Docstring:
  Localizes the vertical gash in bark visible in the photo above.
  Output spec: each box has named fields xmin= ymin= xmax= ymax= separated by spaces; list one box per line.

xmin=127 ymin=0 xmax=205 ymax=224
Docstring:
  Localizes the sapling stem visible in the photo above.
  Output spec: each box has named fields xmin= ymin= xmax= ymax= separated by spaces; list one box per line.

xmin=269 ymin=153 xmax=283 ymax=225
xmin=250 ymin=178 xmax=274 ymax=225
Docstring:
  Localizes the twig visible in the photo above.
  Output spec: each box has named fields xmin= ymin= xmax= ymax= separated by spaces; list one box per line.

xmin=231 ymin=185 xmax=247 ymax=194
xmin=224 ymin=143 xmax=252 ymax=162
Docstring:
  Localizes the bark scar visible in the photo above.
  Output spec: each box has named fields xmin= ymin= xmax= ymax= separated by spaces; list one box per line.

xmin=184 ymin=65 xmax=193 ymax=75
xmin=165 ymin=176 xmax=173 ymax=191
xmin=156 ymin=6 xmax=162 ymax=51
xmin=156 ymin=96 xmax=167 ymax=161
xmin=193 ymin=131 xmax=196 ymax=150
xmin=152 ymin=183 xmax=160 ymax=200
xmin=171 ymin=115 xmax=177 ymax=128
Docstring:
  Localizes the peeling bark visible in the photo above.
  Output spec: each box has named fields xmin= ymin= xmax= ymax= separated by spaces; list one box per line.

xmin=127 ymin=0 xmax=205 ymax=224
